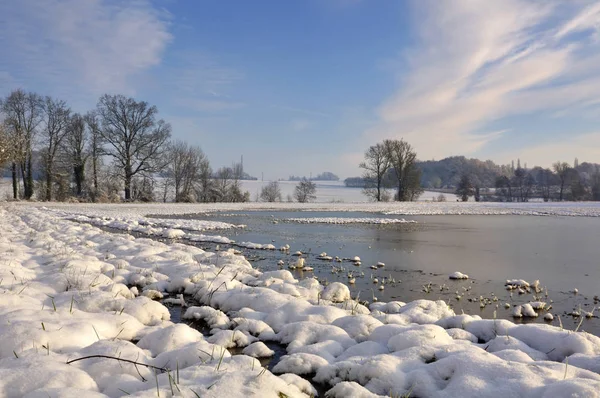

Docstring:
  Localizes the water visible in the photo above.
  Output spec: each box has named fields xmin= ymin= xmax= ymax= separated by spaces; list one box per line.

xmin=154 ymin=211 xmax=600 ymax=335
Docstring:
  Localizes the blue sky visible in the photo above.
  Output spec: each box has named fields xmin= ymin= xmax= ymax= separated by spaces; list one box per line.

xmin=2 ymin=0 xmax=600 ymax=179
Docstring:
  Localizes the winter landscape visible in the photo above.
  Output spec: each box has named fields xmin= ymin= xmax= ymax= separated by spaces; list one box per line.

xmin=4 ymin=0 xmax=600 ymax=397
xmin=2 ymin=200 xmax=600 ymax=397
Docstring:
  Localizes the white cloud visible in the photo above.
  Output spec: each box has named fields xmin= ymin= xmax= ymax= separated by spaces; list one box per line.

xmin=0 ymin=0 xmax=171 ymax=104
xmin=368 ymin=0 xmax=600 ymax=162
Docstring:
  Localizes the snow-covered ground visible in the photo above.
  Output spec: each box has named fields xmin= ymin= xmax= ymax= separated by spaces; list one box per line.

xmin=23 ymin=200 xmax=600 ymax=218
xmin=3 ymin=204 xmax=600 ymax=397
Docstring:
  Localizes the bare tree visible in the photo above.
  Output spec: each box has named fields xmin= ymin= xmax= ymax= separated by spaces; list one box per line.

xmin=531 ymin=167 xmax=554 ymax=202
xmin=166 ymin=141 xmax=206 ymax=202
xmin=195 ymin=158 xmax=214 ymax=202
xmin=64 ymin=113 xmax=88 ymax=197
xmin=294 ymin=178 xmax=317 ymax=203
xmin=553 ymin=161 xmax=570 ymax=201
xmin=214 ymin=166 xmax=233 ymax=202
xmin=1 ymin=90 xmax=43 ymax=199
xmin=260 ymin=181 xmax=282 ymax=202
xmin=84 ymin=111 xmax=102 ymax=198
xmin=495 ymin=175 xmax=512 ymax=202
xmin=96 ymin=94 xmax=171 ymax=200
xmin=384 ymin=139 xmax=421 ymax=201
xmin=360 ymin=143 xmax=391 ymax=202
xmin=229 ymin=162 xmax=248 ymax=202
xmin=40 ymin=96 xmax=71 ymax=201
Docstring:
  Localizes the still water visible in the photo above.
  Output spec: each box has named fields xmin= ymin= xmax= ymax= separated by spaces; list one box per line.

xmin=158 ymin=211 xmax=600 ymax=334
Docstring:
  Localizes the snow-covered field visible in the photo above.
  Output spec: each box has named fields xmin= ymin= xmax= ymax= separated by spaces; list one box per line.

xmin=3 ymin=204 xmax=600 ymax=397
xmin=24 ymin=200 xmax=600 ymax=218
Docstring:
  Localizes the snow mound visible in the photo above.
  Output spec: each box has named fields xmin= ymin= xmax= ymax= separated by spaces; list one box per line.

xmin=321 ymin=282 xmax=351 ymax=303
xmin=449 ymin=271 xmax=469 ymax=279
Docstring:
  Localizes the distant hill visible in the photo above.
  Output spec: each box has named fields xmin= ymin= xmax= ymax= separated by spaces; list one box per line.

xmin=289 ymin=171 xmax=339 ymax=181
xmin=345 ymin=156 xmax=504 ymax=189
xmin=419 ymin=156 xmax=505 ymax=189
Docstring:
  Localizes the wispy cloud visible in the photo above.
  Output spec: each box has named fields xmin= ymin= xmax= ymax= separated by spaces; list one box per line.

xmin=0 ymin=0 xmax=172 ymax=105
xmin=368 ymin=0 xmax=600 ymax=162
xmin=163 ymin=52 xmax=245 ymax=114
xmin=166 ymin=53 xmax=244 ymax=98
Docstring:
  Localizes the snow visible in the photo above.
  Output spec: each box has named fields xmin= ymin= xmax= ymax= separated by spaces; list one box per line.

xmin=20 ymin=199 xmax=600 ymax=218
xmin=3 ymin=203 xmax=600 ymax=397
xmin=449 ymin=271 xmax=469 ymax=280
xmin=242 ymin=341 xmax=275 ymax=358
xmin=320 ymin=282 xmax=351 ymax=303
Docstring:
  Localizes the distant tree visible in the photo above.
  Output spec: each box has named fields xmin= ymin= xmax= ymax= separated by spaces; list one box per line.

xmin=591 ymin=167 xmax=600 ymax=201
xmin=531 ymin=167 xmax=554 ymax=202
xmin=569 ymin=169 xmax=587 ymax=201
xmin=523 ymin=173 xmax=535 ymax=202
xmin=131 ymin=175 xmax=155 ymax=202
xmin=40 ymin=96 xmax=71 ymax=201
xmin=84 ymin=111 xmax=102 ymax=198
xmin=195 ymin=158 xmax=213 ymax=202
xmin=314 ymin=172 xmax=339 ymax=181
xmin=260 ymin=181 xmax=282 ymax=202
xmin=553 ymin=161 xmax=571 ymax=201
xmin=96 ymin=94 xmax=171 ymax=201
xmin=294 ymin=178 xmax=317 ymax=203
xmin=344 ymin=177 xmax=367 ymax=188
xmin=495 ymin=175 xmax=512 ymax=202
xmin=214 ymin=166 xmax=234 ymax=202
xmin=166 ymin=141 xmax=206 ymax=202
xmin=64 ymin=113 xmax=88 ymax=197
xmin=384 ymin=139 xmax=421 ymax=201
xmin=1 ymin=89 xmax=44 ymax=199
xmin=455 ymin=174 xmax=474 ymax=201
xmin=359 ymin=143 xmax=391 ymax=202
xmin=229 ymin=162 xmax=250 ymax=202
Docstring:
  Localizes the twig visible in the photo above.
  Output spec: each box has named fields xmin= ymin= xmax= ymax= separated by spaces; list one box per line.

xmin=66 ymin=355 xmax=166 ymax=372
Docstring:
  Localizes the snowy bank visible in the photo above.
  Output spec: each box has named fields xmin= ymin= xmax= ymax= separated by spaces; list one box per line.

xmin=2 ymin=204 xmax=600 ymax=397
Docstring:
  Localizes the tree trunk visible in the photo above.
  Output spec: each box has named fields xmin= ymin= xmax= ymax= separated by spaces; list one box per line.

xmin=74 ymin=165 xmax=84 ymax=196
xmin=25 ymin=154 xmax=34 ymax=200
xmin=46 ymin=162 xmax=53 ymax=201
xmin=124 ymin=164 xmax=132 ymax=201
xmin=124 ymin=178 xmax=131 ymax=201
xmin=11 ymin=162 xmax=17 ymax=199
xmin=93 ymin=157 xmax=98 ymax=191
xmin=20 ymin=160 xmax=28 ymax=200
xmin=559 ymin=181 xmax=564 ymax=201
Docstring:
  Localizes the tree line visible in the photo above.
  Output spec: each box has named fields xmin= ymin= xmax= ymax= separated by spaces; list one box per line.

xmin=258 ymin=179 xmax=317 ymax=203
xmin=456 ymin=159 xmax=600 ymax=202
xmin=288 ymin=172 xmax=339 ymax=181
xmin=0 ymin=89 xmax=252 ymax=203
xmin=354 ymin=140 xmax=600 ymax=202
